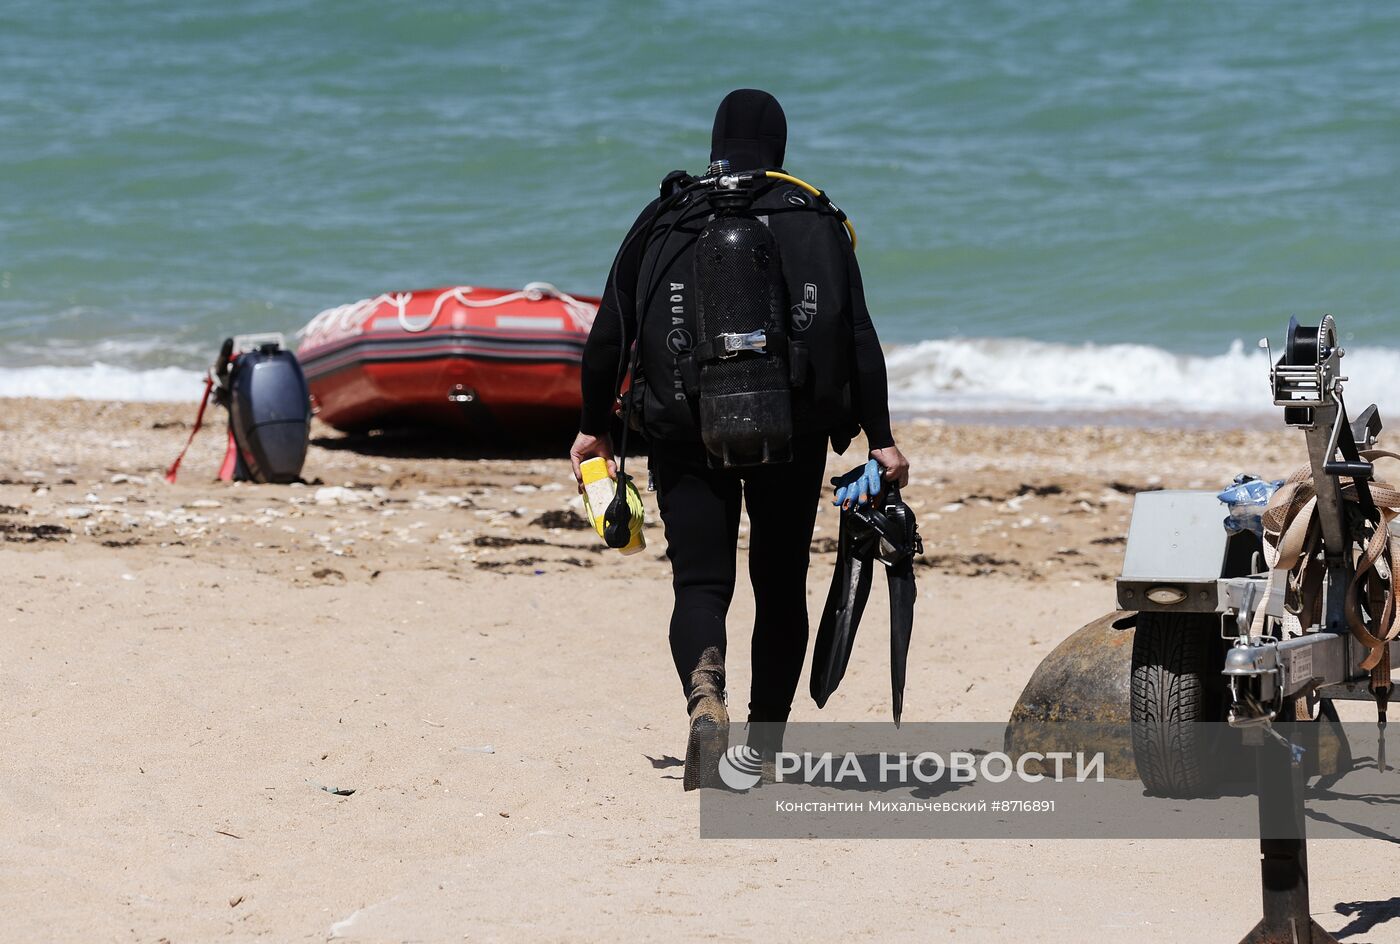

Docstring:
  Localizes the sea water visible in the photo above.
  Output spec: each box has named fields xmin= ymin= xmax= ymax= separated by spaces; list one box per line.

xmin=3 ymin=1 xmax=1398 ymax=416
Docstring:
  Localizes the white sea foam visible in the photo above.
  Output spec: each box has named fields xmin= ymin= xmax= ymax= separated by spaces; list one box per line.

xmin=0 ymin=363 xmax=206 ymax=402
xmin=2 ymin=337 xmax=1398 ymax=420
xmin=886 ymin=337 xmax=1400 ymax=418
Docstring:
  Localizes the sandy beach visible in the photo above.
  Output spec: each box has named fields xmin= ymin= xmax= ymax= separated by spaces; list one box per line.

xmin=3 ymin=398 xmax=1398 ymax=942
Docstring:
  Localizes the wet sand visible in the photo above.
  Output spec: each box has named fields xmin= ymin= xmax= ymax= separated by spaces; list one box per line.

xmin=2 ymin=398 xmax=1396 ymax=942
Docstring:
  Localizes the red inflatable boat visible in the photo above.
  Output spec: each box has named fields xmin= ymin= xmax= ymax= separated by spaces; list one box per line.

xmin=297 ymin=283 xmax=598 ymax=436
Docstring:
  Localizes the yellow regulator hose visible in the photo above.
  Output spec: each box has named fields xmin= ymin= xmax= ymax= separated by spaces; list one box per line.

xmin=762 ymin=171 xmax=858 ymax=250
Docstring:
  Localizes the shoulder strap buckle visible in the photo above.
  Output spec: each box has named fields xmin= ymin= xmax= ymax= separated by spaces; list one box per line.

xmin=695 ymin=330 xmax=769 ymax=363
xmin=719 ymin=329 xmax=768 ymax=358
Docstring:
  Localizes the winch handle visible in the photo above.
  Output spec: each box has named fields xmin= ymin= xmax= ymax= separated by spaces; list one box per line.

xmin=1321 ymin=398 xmax=1375 ymax=481
xmin=1323 ymin=459 xmax=1374 ymax=480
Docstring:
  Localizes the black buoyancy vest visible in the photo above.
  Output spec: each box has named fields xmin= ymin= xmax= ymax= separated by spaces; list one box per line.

xmin=633 ymin=179 xmax=856 ymax=444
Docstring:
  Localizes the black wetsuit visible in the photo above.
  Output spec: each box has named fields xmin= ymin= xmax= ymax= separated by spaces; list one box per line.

xmin=579 ymin=90 xmax=894 ymax=724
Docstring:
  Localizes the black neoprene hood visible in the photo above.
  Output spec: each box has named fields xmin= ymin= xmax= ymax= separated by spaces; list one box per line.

xmin=710 ymin=88 xmax=787 ymax=170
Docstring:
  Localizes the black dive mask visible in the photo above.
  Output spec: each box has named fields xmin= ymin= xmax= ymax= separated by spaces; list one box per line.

xmin=845 ymin=485 xmax=923 ymax=567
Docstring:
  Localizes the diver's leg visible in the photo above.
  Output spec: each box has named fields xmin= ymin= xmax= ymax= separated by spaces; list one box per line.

xmin=652 ymin=442 xmax=741 ymax=790
xmin=742 ymin=435 xmax=828 ymax=726
xmin=651 ymin=443 xmax=741 ymax=693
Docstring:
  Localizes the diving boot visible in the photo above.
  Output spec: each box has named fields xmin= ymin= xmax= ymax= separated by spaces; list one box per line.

xmin=683 ymin=647 xmax=729 ymax=791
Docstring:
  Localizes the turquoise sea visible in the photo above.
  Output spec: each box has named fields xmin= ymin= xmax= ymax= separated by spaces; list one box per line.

xmin=2 ymin=1 xmax=1398 ymax=414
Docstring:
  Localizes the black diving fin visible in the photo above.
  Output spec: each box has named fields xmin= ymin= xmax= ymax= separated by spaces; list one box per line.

xmin=810 ymin=510 xmax=876 ymax=709
xmin=882 ymin=495 xmax=921 ymax=725
xmin=810 ymin=483 xmax=923 ymax=725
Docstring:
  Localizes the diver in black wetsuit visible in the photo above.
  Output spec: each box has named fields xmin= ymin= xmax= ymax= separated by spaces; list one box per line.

xmin=570 ymin=89 xmax=909 ymax=789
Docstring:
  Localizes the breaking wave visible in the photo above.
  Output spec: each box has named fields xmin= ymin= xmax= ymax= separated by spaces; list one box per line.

xmin=0 ymin=363 xmax=205 ymax=402
xmin=2 ymin=337 xmax=1398 ymax=421
xmin=886 ymin=337 xmax=1400 ymax=418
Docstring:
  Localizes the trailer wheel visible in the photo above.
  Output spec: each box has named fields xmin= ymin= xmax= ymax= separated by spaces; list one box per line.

xmin=1130 ymin=611 xmax=1226 ymax=797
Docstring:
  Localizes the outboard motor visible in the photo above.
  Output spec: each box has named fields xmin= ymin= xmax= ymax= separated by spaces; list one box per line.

xmin=215 ymin=334 xmax=311 ymax=483
xmin=690 ymin=183 xmax=795 ymax=467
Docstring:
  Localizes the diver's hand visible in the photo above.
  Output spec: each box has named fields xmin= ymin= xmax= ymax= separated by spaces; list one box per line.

xmin=871 ymin=445 xmax=910 ymax=489
xmin=832 ymin=459 xmax=884 ymax=510
xmin=570 ymin=431 xmax=616 ymax=492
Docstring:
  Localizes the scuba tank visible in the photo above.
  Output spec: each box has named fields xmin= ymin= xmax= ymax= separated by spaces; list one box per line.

xmin=602 ymin=166 xmax=854 ymax=546
xmin=216 ymin=334 xmax=312 ymax=483
xmin=685 ymin=180 xmax=796 ymax=468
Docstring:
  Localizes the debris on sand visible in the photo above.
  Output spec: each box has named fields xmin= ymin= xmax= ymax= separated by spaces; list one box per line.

xmin=1107 ymin=481 xmax=1161 ymax=495
xmin=474 ymin=555 xmax=595 ymax=572
xmin=530 ymin=509 xmax=591 ymax=531
xmin=307 ymin=779 xmax=355 ymax=796
xmin=314 ymin=486 xmax=368 ymax=506
xmin=917 ymin=552 xmax=1016 ymax=577
xmin=410 ymin=493 xmax=471 ymax=510
xmin=473 ymin=535 xmax=547 ymax=549
xmin=0 ymin=521 xmax=71 ymax=543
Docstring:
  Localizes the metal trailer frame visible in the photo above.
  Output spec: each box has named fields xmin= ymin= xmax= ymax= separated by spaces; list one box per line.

xmin=1113 ymin=316 xmax=1397 ymax=944
xmin=1115 ymin=318 xmax=1399 ymax=712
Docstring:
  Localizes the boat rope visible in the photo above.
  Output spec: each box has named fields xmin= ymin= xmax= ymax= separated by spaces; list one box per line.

xmin=163 ymin=373 xmax=216 ymax=484
xmin=298 ymin=282 xmax=596 ymax=344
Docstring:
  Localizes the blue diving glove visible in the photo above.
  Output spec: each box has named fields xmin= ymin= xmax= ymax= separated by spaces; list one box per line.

xmin=832 ymin=459 xmax=884 ymax=509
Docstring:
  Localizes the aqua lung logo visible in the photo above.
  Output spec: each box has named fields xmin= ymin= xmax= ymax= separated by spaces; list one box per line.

xmin=783 ymin=188 xmax=809 ymax=207
xmin=718 ymin=745 xmax=764 ymax=791
xmin=666 ymin=327 xmax=692 ymax=355
xmin=668 ymin=282 xmax=689 ymax=402
xmin=791 ymin=282 xmax=818 ymax=332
